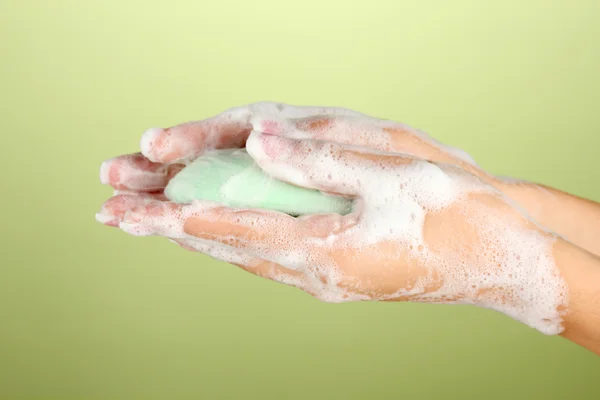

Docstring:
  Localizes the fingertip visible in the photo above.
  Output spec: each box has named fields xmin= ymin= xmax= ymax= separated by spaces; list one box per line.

xmin=99 ymin=159 xmax=111 ymax=184
xmin=140 ymin=127 xmax=164 ymax=162
xmin=245 ymin=130 xmax=266 ymax=160
xmin=246 ymin=130 xmax=294 ymax=161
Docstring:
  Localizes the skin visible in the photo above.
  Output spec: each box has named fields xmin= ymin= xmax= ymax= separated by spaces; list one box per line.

xmin=97 ymin=102 xmax=600 ymax=355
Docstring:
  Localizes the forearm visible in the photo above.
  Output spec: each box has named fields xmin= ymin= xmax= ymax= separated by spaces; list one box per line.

xmin=553 ymin=238 xmax=600 ymax=355
xmin=501 ymin=180 xmax=600 ymax=256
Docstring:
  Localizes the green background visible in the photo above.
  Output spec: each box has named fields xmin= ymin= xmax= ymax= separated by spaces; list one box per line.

xmin=2 ymin=0 xmax=599 ymax=398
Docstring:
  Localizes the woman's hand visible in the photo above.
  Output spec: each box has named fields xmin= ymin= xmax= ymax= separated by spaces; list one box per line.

xmin=97 ymin=103 xmax=570 ymax=336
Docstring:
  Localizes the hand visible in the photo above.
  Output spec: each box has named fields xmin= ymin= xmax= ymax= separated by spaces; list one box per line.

xmin=97 ymin=103 xmax=568 ymax=336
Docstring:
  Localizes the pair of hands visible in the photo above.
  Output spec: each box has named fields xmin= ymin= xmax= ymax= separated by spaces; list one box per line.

xmin=97 ymin=102 xmax=567 ymax=335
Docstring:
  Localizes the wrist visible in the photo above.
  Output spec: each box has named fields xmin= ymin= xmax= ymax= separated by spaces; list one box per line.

xmin=496 ymin=177 xmax=600 ymax=257
xmin=554 ymin=239 xmax=600 ymax=354
xmin=493 ymin=178 xmax=550 ymax=224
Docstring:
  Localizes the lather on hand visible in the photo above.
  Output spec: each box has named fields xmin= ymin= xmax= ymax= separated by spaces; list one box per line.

xmin=96 ymin=102 xmax=600 ymax=355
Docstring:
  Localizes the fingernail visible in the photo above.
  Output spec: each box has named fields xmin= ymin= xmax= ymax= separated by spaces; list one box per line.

xmin=251 ymin=116 xmax=284 ymax=135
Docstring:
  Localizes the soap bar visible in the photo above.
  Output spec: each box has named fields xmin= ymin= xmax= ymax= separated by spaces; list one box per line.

xmin=164 ymin=149 xmax=353 ymax=216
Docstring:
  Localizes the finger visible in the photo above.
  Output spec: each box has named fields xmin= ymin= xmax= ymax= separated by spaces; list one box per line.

xmin=117 ymin=199 xmax=346 ymax=268
xmin=96 ymin=193 xmax=167 ymax=227
xmin=245 ymin=130 xmax=416 ymax=196
xmin=140 ymin=118 xmax=249 ymax=165
xmin=252 ymin=114 xmax=479 ymax=167
xmin=119 ymin=199 xmax=258 ymax=239
xmin=252 ymin=114 xmax=396 ymax=151
xmin=184 ymin=205 xmax=360 ymax=266
xmin=100 ymin=153 xmax=184 ymax=191
xmin=139 ymin=102 xmax=368 ymax=164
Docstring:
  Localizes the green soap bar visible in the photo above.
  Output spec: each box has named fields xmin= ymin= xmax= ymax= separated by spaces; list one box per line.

xmin=164 ymin=149 xmax=353 ymax=216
